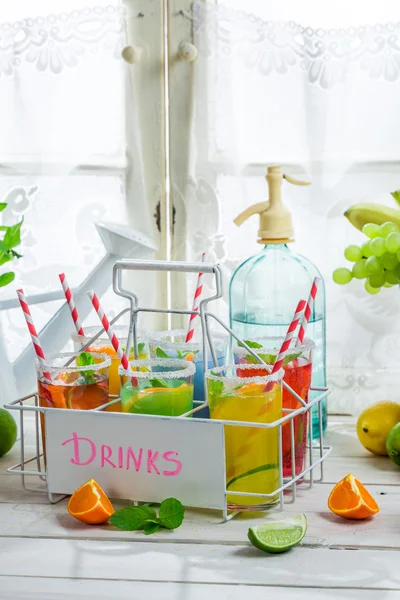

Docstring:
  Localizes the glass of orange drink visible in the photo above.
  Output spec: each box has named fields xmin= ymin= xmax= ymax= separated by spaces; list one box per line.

xmin=37 ymin=351 xmax=111 ymax=460
xmin=71 ymin=325 xmax=148 ymax=408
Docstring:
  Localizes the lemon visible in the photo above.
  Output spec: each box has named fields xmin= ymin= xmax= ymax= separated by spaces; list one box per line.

xmin=357 ymin=401 xmax=400 ymax=455
xmin=0 ymin=408 xmax=17 ymax=457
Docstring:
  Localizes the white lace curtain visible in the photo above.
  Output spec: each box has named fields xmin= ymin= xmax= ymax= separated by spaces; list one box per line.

xmin=175 ymin=0 xmax=400 ymax=415
xmin=0 ymin=0 xmax=153 ymax=403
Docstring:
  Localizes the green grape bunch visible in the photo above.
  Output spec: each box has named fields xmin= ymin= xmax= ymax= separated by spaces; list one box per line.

xmin=333 ymin=221 xmax=400 ymax=295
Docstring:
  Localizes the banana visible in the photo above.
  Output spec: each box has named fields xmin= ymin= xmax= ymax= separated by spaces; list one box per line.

xmin=344 ymin=203 xmax=400 ymax=232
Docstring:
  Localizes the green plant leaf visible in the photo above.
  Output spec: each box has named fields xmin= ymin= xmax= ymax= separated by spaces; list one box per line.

xmin=208 ymin=378 xmax=224 ymax=399
xmin=143 ymin=520 xmax=161 ymax=535
xmin=238 ymin=340 xmax=264 ymax=349
xmin=244 ymin=351 xmax=302 ymax=366
xmin=137 ymin=342 xmax=145 ymax=354
xmin=76 ymin=352 xmax=96 ymax=384
xmin=3 ymin=218 xmax=23 ymax=250
xmin=391 ymin=190 xmax=400 ymax=206
xmin=149 ymin=378 xmax=169 ymax=388
xmin=283 ymin=352 xmax=302 ymax=365
xmin=177 ymin=349 xmax=199 ymax=359
xmin=0 ymin=252 xmax=13 ymax=267
xmin=244 ymin=352 xmax=275 ymax=365
xmin=0 ymin=203 xmax=7 ymax=212
xmin=0 ymin=272 xmax=15 ymax=287
xmin=109 ymin=506 xmax=158 ymax=531
xmin=156 ymin=346 xmax=169 ymax=358
xmin=159 ymin=498 xmax=185 ymax=530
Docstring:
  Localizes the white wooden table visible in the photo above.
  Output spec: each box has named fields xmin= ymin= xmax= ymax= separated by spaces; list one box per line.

xmin=1 ymin=415 xmax=400 ymax=599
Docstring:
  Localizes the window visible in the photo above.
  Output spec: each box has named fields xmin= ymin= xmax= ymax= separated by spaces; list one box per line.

xmin=2 ymin=0 xmax=400 ymax=414
xmin=0 ymin=0 xmax=164 ymax=399
xmin=168 ymin=0 xmax=400 ymax=414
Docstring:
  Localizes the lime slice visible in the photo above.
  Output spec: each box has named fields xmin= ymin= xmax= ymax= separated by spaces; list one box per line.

xmin=248 ymin=514 xmax=307 ymax=554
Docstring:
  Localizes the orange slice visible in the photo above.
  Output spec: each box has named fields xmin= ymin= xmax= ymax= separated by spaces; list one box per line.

xmin=184 ymin=352 xmax=195 ymax=361
xmin=67 ymin=383 xmax=108 ymax=410
xmin=139 ymin=386 xmax=175 ymax=395
xmin=49 ymin=387 xmax=69 ymax=409
xmin=67 ymin=478 xmax=115 ymax=525
xmin=328 ymin=473 xmax=379 ymax=520
xmin=236 ymin=382 xmax=266 ymax=396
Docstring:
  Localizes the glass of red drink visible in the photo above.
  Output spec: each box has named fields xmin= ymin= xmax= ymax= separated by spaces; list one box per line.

xmin=233 ymin=338 xmax=314 ymax=481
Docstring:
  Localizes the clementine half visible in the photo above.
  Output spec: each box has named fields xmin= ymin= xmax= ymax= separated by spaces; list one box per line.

xmin=68 ymin=478 xmax=114 ymax=525
xmin=328 ymin=473 xmax=379 ymax=520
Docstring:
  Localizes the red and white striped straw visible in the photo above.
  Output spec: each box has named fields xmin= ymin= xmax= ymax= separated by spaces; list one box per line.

xmin=17 ymin=289 xmax=52 ymax=382
xmin=296 ymin=277 xmax=320 ymax=346
xmin=59 ymin=273 xmax=84 ymax=336
xmin=186 ymin=252 xmax=206 ymax=343
xmin=87 ymin=290 xmax=129 ymax=370
xmin=265 ymin=299 xmax=306 ymax=392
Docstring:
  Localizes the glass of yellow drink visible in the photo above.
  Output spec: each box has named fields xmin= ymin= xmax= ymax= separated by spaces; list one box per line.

xmin=119 ymin=358 xmax=195 ymax=416
xmin=71 ymin=325 xmax=148 ymax=407
xmin=206 ymin=364 xmax=284 ymax=511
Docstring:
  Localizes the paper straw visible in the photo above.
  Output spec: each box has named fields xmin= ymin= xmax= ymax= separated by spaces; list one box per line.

xmin=17 ymin=289 xmax=52 ymax=383
xmin=87 ymin=290 xmax=129 ymax=370
xmin=185 ymin=252 xmax=206 ymax=343
xmin=59 ymin=273 xmax=84 ymax=336
xmin=265 ymin=299 xmax=306 ymax=392
xmin=296 ymin=277 xmax=320 ymax=346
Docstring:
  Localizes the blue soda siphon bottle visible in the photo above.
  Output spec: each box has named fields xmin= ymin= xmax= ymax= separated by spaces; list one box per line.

xmin=229 ymin=165 xmax=327 ymax=436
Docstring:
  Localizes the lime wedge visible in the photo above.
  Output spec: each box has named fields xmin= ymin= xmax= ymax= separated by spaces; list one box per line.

xmin=248 ymin=514 xmax=307 ymax=554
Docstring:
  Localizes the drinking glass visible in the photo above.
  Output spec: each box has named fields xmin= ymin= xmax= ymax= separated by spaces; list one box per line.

xmin=206 ymin=364 xmax=283 ymax=511
xmin=233 ymin=337 xmax=314 ymax=480
xmin=37 ymin=352 xmax=111 ymax=458
xmin=119 ymin=358 xmax=195 ymax=417
xmin=72 ymin=325 xmax=148 ymax=402
xmin=149 ymin=329 xmax=227 ymax=416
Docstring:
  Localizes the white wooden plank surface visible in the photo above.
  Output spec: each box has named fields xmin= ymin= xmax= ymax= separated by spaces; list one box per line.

xmin=1 ymin=577 xmax=398 ymax=600
xmin=2 ymin=577 xmax=397 ymax=600
xmin=0 ymin=486 xmax=397 ymax=549
xmin=1 ymin=414 xmax=400 ymax=596
xmin=1 ymin=537 xmax=400 ymax=590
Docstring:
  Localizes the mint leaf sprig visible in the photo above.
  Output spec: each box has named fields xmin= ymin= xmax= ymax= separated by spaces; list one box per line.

xmin=109 ymin=498 xmax=185 ymax=535
xmin=0 ymin=203 xmax=23 ymax=288
xmin=76 ymin=352 xmax=96 ymax=384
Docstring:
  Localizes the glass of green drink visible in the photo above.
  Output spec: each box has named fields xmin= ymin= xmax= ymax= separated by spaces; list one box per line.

xmin=119 ymin=358 xmax=195 ymax=416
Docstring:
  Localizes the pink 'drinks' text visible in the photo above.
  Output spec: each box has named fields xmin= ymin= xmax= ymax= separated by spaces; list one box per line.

xmin=61 ymin=432 xmax=182 ymax=476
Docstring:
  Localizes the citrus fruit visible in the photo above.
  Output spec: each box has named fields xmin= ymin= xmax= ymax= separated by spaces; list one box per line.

xmin=67 ymin=478 xmax=115 ymax=525
xmin=328 ymin=473 xmax=379 ymax=520
xmin=356 ymin=401 xmax=400 ymax=455
xmin=0 ymin=408 xmax=17 ymax=457
xmin=236 ymin=382 xmax=266 ymax=396
xmin=248 ymin=514 xmax=307 ymax=554
xmin=386 ymin=423 xmax=400 ymax=466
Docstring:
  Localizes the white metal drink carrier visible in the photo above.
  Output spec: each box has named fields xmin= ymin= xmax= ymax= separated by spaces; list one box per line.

xmin=5 ymin=259 xmax=331 ymax=522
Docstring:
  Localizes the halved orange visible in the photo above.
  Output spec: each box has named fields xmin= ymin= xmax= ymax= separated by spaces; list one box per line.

xmin=328 ymin=473 xmax=379 ymax=520
xmin=236 ymin=382 xmax=266 ymax=396
xmin=67 ymin=478 xmax=114 ymax=525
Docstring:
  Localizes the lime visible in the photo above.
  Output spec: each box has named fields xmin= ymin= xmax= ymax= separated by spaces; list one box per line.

xmin=248 ymin=514 xmax=307 ymax=554
xmin=386 ymin=423 xmax=400 ymax=466
xmin=0 ymin=408 xmax=17 ymax=457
